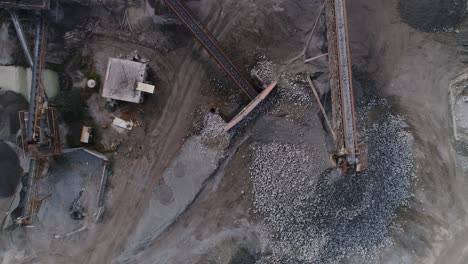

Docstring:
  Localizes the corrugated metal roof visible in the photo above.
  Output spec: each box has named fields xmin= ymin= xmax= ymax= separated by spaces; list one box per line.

xmin=101 ymin=58 xmax=147 ymax=103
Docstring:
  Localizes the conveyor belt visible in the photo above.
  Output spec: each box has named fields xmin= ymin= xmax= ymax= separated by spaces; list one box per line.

xmin=326 ymin=0 xmax=360 ymax=172
xmin=334 ymin=0 xmax=357 ymax=165
xmin=162 ymin=0 xmax=258 ymax=100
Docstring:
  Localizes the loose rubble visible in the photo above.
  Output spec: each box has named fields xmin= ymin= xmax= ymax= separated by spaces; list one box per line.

xmin=252 ymin=59 xmax=314 ymax=108
xmin=200 ymin=112 xmax=232 ymax=150
xmin=250 ymin=99 xmax=415 ymax=263
xmin=272 ymin=73 xmax=314 ymax=109
xmin=251 ymin=58 xmax=275 ymax=84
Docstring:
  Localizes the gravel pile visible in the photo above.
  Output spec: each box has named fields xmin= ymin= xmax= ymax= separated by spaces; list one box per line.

xmin=251 ymin=59 xmax=275 ymax=84
xmin=252 ymin=58 xmax=313 ymax=108
xmin=250 ymin=142 xmax=328 ymax=263
xmin=200 ymin=112 xmax=231 ymax=150
xmin=250 ymin=100 xmax=415 ymax=263
xmin=277 ymin=73 xmax=314 ymax=107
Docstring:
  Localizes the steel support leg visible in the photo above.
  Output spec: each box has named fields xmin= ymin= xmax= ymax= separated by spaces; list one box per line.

xmin=9 ymin=10 xmax=33 ymax=68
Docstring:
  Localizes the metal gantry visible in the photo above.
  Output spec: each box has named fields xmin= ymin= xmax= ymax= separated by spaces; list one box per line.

xmin=5 ymin=5 xmax=61 ymax=224
xmin=326 ymin=0 xmax=362 ymax=173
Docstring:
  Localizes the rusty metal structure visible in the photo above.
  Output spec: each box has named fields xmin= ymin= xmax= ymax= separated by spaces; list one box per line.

xmin=326 ymin=0 xmax=363 ymax=173
xmin=18 ymin=15 xmax=61 ymax=158
xmin=3 ymin=3 xmax=60 ymax=224
xmin=15 ymin=158 xmax=48 ymax=225
xmin=162 ymin=0 xmax=258 ymax=100
xmin=18 ymin=16 xmax=60 ymax=225
xmin=224 ymin=81 xmax=278 ymax=132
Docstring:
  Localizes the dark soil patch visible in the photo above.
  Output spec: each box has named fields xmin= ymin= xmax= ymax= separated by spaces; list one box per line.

xmin=0 ymin=142 xmax=22 ymax=197
xmin=399 ymin=0 xmax=466 ymax=32
xmin=0 ymin=91 xmax=28 ymax=141
xmin=229 ymin=247 xmax=256 ymax=264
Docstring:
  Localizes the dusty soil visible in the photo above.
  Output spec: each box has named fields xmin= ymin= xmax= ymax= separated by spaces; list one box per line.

xmin=132 ymin=0 xmax=468 ymax=262
xmin=1 ymin=0 xmax=468 ymax=263
xmin=348 ymin=0 xmax=468 ymax=263
xmin=75 ymin=43 xmax=209 ymax=264
xmin=36 ymin=0 xmax=322 ymax=263
xmin=113 ymin=137 xmax=258 ymax=264
xmin=399 ymin=0 xmax=466 ymax=32
xmin=1 ymin=1 xmax=213 ymax=262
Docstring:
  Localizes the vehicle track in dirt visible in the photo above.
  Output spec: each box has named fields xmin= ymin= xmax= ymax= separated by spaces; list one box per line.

xmin=79 ymin=46 xmax=207 ymax=264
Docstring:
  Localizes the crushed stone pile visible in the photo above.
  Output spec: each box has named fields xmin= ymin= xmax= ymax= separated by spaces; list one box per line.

xmin=250 ymin=142 xmax=328 ymax=263
xmin=251 ymin=58 xmax=275 ymax=85
xmin=250 ymin=99 xmax=415 ymax=263
xmin=252 ymin=58 xmax=314 ymax=108
xmin=200 ymin=112 xmax=231 ymax=150
xmin=277 ymin=73 xmax=314 ymax=107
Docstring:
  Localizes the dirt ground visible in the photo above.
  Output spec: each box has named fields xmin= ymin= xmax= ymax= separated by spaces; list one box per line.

xmin=1 ymin=0 xmax=468 ymax=263
xmin=399 ymin=0 xmax=466 ymax=32
xmin=348 ymin=0 xmax=468 ymax=263
xmin=13 ymin=1 xmax=321 ymax=263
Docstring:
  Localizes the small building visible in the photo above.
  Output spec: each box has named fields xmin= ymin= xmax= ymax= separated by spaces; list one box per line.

xmin=101 ymin=58 xmax=153 ymax=103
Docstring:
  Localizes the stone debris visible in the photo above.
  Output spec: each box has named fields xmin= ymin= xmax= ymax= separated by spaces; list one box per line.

xmin=251 ymin=59 xmax=275 ymax=85
xmin=250 ymin=99 xmax=415 ymax=263
xmin=250 ymin=142 xmax=328 ymax=263
xmin=253 ymin=58 xmax=314 ymax=109
xmin=200 ymin=112 xmax=232 ymax=150
xmin=277 ymin=73 xmax=314 ymax=107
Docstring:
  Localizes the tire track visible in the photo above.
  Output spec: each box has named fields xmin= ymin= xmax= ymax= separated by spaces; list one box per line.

xmin=81 ymin=1 xmax=271 ymax=263
xmin=83 ymin=47 xmax=206 ymax=264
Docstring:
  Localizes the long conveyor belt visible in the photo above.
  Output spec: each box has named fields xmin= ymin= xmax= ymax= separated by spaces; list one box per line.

xmin=326 ymin=0 xmax=361 ymax=172
xmin=334 ymin=0 xmax=358 ymax=166
xmin=162 ymin=0 xmax=258 ymax=100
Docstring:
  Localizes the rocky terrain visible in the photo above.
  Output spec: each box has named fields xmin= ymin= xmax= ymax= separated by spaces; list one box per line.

xmin=0 ymin=0 xmax=467 ymax=263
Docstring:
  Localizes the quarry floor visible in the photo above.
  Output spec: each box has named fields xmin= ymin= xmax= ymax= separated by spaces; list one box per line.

xmin=2 ymin=0 xmax=468 ymax=263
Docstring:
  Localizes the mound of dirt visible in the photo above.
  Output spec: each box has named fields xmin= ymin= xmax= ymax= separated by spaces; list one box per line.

xmin=399 ymin=0 xmax=466 ymax=32
xmin=200 ymin=112 xmax=231 ymax=150
xmin=0 ymin=142 xmax=22 ymax=197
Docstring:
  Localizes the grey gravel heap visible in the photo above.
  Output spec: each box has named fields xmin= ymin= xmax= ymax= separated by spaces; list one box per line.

xmin=250 ymin=100 xmax=415 ymax=263
xmin=250 ymin=142 xmax=328 ymax=263
xmin=277 ymin=73 xmax=313 ymax=108
xmin=251 ymin=58 xmax=313 ymax=108
xmin=251 ymin=58 xmax=274 ymax=84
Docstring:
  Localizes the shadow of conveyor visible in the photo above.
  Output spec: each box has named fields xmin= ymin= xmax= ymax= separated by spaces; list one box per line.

xmin=0 ymin=142 xmax=22 ymax=197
